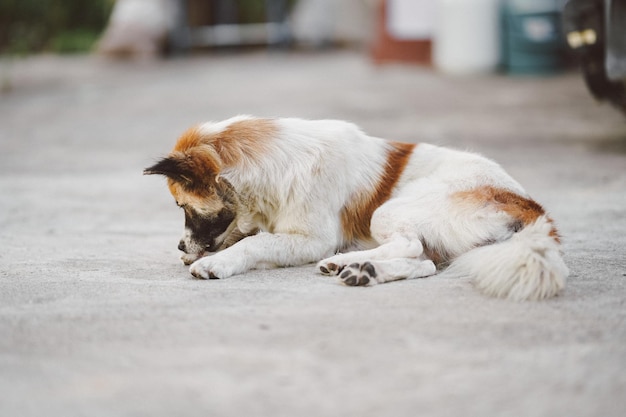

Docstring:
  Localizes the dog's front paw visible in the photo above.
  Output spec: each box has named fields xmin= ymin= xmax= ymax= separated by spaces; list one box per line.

xmin=338 ymin=262 xmax=378 ymax=287
xmin=317 ymin=259 xmax=344 ymax=276
xmin=318 ymin=252 xmax=355 ymax=276
xmin=181 ymin=252 xmax=205 ymax=266
xmin=189 ymin=256 xmax=240 ymax=280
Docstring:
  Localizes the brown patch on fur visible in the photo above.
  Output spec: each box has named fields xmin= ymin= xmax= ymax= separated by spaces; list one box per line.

xmin=454 ymin=186 xmax=544 ymax=223
xmin=168 ymin=180 xmax=223 ymax=214
xmin=159 ymin=126 xmax=223 ymax=187
xmin=453 ymin=186 xmax=561 ymax=243
xmin=200 ymin=118 xmax=278 ymax=166
xmin=217 ymin=227 xmax=257 ymax=250
xmin=549 ymin=224 xmax=561 ymax=244
xmin=341 ymin=141 xmax=416 ymax=243
xmin=421 ymin=241 xmax=449 ymax=268
xmin=170 ymin=118 xmax=278 ymax=179
xmin=173 ymin=126 xmax=204 ymax=153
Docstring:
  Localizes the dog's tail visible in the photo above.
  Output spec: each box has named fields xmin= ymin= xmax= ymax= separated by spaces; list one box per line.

xmin=446 ymin=215 xmax=568 ymax=301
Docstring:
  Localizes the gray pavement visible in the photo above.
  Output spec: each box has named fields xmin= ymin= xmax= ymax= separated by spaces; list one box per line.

xmin=0 ymin=51 xmax=625 ymax=417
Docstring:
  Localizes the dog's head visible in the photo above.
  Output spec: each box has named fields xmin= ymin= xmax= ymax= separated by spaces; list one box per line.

xmin=144 ymin=134 xmax=239 ymax=265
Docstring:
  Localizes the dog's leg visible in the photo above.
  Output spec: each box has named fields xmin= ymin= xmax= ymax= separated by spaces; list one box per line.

xmin=336 ymin=258 xmax=437 ymax=286
xmin=189 ymin=232 xmax=334 ymax=279
xmin=317 ymin=236 xmax=423 ymax=275
xmin=318 ymin=193 xmax=441 ymax=285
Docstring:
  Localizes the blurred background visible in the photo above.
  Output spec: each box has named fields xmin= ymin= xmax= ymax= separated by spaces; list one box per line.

xmin=0 ymin=0 xmax=113 ymax=55
xmin=0 ymin=0 xmax=623 ymax=111
xmin=0 ymin=0 xmax=578 ymax=66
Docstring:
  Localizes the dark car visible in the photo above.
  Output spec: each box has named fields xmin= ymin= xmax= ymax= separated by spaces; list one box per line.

xmin=564 ymin=0 xmax=626 ymax=114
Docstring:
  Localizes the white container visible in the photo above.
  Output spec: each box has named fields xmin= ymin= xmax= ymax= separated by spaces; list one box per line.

xmin=434 ymin=0 xmax=501 ymax=75
xmin=387 ymin=0 xmax=437 ymax=40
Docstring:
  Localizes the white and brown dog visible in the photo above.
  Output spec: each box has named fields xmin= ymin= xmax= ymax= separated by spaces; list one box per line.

xmin=144 ymin=116 xmax=568 ymax=300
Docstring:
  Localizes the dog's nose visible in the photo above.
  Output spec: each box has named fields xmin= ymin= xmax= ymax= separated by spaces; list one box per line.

xmin=178 ymin=240 xmax=187 ymax=252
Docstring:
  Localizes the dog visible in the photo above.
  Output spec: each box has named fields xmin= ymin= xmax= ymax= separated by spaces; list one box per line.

xmin=144 ymin=115 xmax=568 ymax=300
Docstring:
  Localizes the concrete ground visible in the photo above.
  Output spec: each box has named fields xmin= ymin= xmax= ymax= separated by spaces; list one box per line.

xmin=0 ymin=51 xmax=625 ymax=417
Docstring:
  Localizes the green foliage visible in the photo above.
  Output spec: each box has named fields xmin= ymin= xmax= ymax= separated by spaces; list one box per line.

xmin=239 ymin=0 xmax=295 ymax=24
xmin=238 ymin=0 xmax=266 ymax=23
xmin=0 ymin=0 xmax=114 ymax=54
xmin=50 ymin=29 xmax=103 ymax=53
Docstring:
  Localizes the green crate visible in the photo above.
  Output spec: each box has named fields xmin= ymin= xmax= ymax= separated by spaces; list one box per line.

xmin=501 ymin=0 xmax=567 ymax=74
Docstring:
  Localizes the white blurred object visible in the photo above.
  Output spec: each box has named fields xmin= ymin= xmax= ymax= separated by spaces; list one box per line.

xmin=387 ymin=0 xmax=436 ymax=40
xmin=434 ymin=0 xmax=501 ymax=75
xmin=290 ymin=0 xmax=374 ymax=46
xmin=97 ymin=0 xmax=177 ymax=58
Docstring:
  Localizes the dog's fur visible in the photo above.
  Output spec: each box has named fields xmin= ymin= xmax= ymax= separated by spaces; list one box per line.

xmin=144 ymin=116 xmax=568 ymax=300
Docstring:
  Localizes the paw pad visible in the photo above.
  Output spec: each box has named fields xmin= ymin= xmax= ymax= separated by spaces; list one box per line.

xmin=339 ymin=261 xmax=377 ymax=286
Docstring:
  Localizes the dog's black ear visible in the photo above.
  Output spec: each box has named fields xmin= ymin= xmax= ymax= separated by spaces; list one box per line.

xmin=143 ymin=156 xmax=194 ymax=184
xmin=144 ymin=146 xmax=221 ymax=187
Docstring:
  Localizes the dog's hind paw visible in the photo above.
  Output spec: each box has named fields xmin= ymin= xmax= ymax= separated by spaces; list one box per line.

xmin=338 ymin=262 xmax=378 ymax=287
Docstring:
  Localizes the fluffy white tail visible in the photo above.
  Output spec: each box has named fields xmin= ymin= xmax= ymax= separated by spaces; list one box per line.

xmin=447 ymin=215 xmax=568 ymax=301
